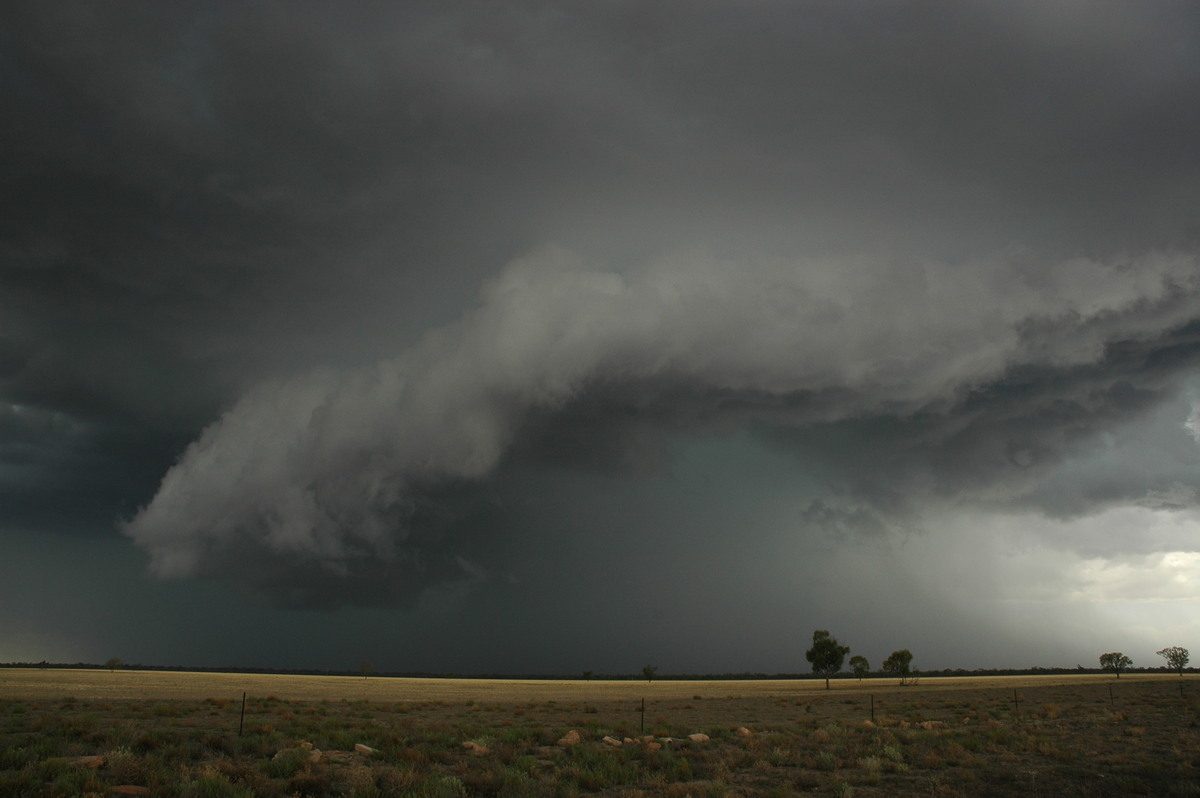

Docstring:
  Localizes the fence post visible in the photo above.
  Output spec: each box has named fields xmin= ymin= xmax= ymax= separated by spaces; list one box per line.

xmin=239 ymin=692 xmax=247 ymax=736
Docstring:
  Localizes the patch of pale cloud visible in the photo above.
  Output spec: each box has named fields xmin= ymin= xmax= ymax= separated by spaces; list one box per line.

xmin=1138 ymin=483 xmax=1198 ymax=510
xmin=1187 ymin=399 xmax=1200 ymax=443
xmin=924 ymin=506 xmax=1200 ymax=609
xmin=969 ymin=505 xmax=1200 ymax=563
xmin=885 ymin=505 xmax=1200 ymax=665
xmin=1069 ymin=551 xmax=1200 ymax=604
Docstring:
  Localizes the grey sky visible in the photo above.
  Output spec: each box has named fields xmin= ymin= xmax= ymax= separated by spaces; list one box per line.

xmin=3 ymin=1 xmax=1200 ymax=674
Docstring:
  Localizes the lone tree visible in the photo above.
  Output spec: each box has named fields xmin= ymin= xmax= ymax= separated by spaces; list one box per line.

xmin=882 ymin=649 xmax=915 ymax=685
xmin=849 ymin=655 xmax=870 ymax=681
xmin=360 ymin=660 xmax=374 ymax=678
xmin=104 ymin=657 xmax=122 ymax=672
xmin=1157 ymin=646 xmax=1190 ymax=676
xmin=1099 ymin=652 xmax=1132 ymax=678
xmin=642 ymin=665 xmax=658 ymax=683
xmin=806 ymin=629 xmax=850 ymax=689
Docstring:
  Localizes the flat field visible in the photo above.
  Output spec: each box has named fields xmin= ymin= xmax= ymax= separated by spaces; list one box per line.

xmin=2 ymin=669 xmax=1198 ymax=796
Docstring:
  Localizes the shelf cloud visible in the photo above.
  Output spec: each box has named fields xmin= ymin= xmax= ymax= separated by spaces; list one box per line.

xmin=122 ymin=246 xmax=1200 ymax=606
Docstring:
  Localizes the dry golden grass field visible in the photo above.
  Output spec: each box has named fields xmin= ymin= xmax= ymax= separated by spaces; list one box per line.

xmin=0 ymin=668 xmax=1152 ymax=702
xmin=3 ymin=668 xmax=1198 ymax=796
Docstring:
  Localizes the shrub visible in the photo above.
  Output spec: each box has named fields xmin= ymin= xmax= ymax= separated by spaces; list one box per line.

xmin=409 ymin=774 xmax=467 ymax=798
xmin=184 ymin=773 xmax=255 ymax=798
xmin=859 ymin=754 xmax=884 ymax=777
xmin=262 ymin=746 xmax=309 ymax=778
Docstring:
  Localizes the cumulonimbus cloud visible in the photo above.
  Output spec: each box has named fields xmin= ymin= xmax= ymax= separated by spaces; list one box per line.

xmin=121 ymin=246 xmax=1200 ymax=604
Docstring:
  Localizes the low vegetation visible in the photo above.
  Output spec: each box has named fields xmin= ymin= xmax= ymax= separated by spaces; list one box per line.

xmin=2 ymin=670 xmax=1198 ymax=796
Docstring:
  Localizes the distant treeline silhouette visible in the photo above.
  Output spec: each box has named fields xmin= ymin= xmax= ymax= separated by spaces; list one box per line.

xmin=1 ymin=661 xmax=1194 ymax=680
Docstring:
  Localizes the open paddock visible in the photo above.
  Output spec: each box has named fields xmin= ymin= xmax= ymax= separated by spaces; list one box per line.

xmin=1 ymin=666 xmax=1173 ymax=701
xmin=3 ymin=669 xmax=1198 ymax=796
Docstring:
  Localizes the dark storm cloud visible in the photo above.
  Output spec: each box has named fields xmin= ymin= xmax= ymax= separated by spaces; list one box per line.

xmin=0 ymin=400 xmax=185 ymax=533
xmin=765 ymin=317 xmax=1200 ymax=515
xmin=4 ymin=1 xmax=1200 ymax=621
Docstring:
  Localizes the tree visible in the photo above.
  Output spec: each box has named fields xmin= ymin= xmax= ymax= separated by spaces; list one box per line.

xmin=849 ymin=655 xmax=870 ymax=681
xmin=882 ymin=649 xmax=915 ymax=685
xmin=642 ymin=665 xmax=658 ymax=683
xmin=806 ymin=630 xmax=850 ymax=689
xmin=1099 ymin=652 xmax=1132 ymax=678
xmin=1157 ymin=646 xmax=1190 ymax=676
xmin=581 ymin=670 xmax=594 ymax=681
xmin=360 ymin=660 xmax=374 ymax=678
xmin=104 ymin=657 xmax=122 ymax=672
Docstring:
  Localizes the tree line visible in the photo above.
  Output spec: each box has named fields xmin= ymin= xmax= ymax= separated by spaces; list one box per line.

xmin=1100 ymin=646 xmax=1190 ymax=678
xmin=806 ymin=631 xmax=1192 ymax=686
xmin=7 ymin=643 xmax=1194 ymax=680
xmin=805 ymin=629 xmax=915 ymax=688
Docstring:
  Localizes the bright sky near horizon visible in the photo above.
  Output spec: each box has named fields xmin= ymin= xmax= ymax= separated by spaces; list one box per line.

xmin=3 ymin=1 xmax=1200 ymax=674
